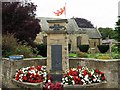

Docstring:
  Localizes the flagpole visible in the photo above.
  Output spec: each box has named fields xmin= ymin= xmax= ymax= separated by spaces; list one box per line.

xmin=64 ymin=2 xmax=67 ymax=18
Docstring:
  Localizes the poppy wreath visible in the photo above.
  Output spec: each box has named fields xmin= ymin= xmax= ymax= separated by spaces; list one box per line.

xmin=15 ymin=65 xmax=48 ymax=83
xmin=62 ymin=66 xmax=106 ymax=85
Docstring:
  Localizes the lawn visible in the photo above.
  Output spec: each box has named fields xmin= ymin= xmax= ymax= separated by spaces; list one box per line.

xmin=69 ymin=52 xmax=120 ymax=59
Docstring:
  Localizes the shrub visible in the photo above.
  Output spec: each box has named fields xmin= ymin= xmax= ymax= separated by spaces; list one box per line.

xmin=97 ymin=45 xmax=109 ymax=53
xmin=112 ymin=52 xmax=120 ymax=59
xmin=77 ymin=51 xmax=87 ymax=58
xmin=112 ymin=45 xmax=118 ymax=53
xmin=36 ymin=44 xmax=47 ymax=57
xmin=78 ymin=45 xmax=89 ymax=52
xmin=97 ymin=55 xmax=111 ymax=60
xmin=2 ymin=33 xmax=18 ymax=57
xmin=15 ymin=43 xmax=35 ymax=58
xmin=2 ymin=33 xmax=35 ymax=58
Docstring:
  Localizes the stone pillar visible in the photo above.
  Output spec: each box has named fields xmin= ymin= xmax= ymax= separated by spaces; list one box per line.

xmin=47 ymin=34 xmax=69 ymax=72
xmin=46 ymin=19 xmax=69 ymax=74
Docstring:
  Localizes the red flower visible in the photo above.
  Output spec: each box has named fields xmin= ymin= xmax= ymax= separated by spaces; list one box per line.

xmin=83 ymin=70 xmax=87 ymax=76
xmin=23 ymin=76 xmax=27 ymax=81
xmin=36 ymin=66 xmax=42 ymax=71
xmin=99 ymin=71 xmax=104 ymax=74
xmin=77 ymin=77 xmax=81 ymax=81
xmin=89 ymin=74 xmax=92 ymax=77
xmin=29 ymin=67 xmax=34 ymax=70
xmin=102 ymin=76 xmax=105 ymax=81
xmin=80 ymin=81 xmax=83 ymax=85
xmin=71 ymin=71 xmax=78 ymax=76
xmin=16 ymin=77 xmax=19 ymax=81
xmin=77 ymin=66 xmax=82 ymax=70
xmin=95 ymin=69 xmax=99 ymax=73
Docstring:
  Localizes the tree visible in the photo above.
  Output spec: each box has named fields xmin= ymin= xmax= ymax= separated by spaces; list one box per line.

xmin=74 ymin=17 xmax=94 ymax=28
xmin=115 ymin=17 xmax=120 ymax=52
xmin=2 ymin=1 xmax=41 ymax=46
xmin=98 ymin=27 xmax=117 ymax=40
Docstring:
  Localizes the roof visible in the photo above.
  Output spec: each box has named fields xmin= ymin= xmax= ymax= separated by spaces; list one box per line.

xmin=37 ymin=17 xmax=101 ymax=39
xmin=78 ymin=28 xmax=102 ymax=39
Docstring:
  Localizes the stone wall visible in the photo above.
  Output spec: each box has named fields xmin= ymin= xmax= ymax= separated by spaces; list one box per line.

xmin=69 ymin=58 xmax=120 ymax=88
xmin=2 ymin=58 xmax=46 ymax=88
xmin=89 ymin=38 xmax=102 ymax=53
xmin=2 ymin=58 xmax=120 ymax=88
xmin=69 ymin=34 xmax=89 ymax=52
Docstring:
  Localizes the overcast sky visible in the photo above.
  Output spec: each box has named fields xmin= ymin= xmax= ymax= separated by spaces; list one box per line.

xmin=31 ymin=0 xmax=119 ymax=28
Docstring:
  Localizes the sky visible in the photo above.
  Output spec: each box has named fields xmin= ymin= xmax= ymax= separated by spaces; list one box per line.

xmin=31 ymin=0 xmax=120 ymax=28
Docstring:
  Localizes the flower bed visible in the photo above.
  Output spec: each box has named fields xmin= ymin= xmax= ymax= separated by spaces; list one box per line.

xmin=43 ymin=82 xmax=63 ymax=90
xmin=15 ymin=65 xmax=48 ymax=83
xmin=62 ymin=66 xmax=106 ymax=85
xmin=14 ymin=66 xmax=106 ymax=89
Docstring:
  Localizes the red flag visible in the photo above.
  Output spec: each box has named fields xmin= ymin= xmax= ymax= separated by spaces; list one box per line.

xmin=54 ymin=4 xmax=66 ymax=16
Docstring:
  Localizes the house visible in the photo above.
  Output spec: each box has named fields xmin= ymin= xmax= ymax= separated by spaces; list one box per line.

xmin=34 ymin=17 xmax=102 ymax=53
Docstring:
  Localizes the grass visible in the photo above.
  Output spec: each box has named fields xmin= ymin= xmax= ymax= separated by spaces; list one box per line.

xmin=69 ymin=53 xmax=78 ymax=58
xmin=69 ymin=52 xmax=120 ymax=59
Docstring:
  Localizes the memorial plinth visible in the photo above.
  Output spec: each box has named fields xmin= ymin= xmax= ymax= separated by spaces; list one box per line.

xmin=46 ymin=19 xmax=69 ymax=82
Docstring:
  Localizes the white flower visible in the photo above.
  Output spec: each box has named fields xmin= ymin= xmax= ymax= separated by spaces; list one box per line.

xmin=83 ymin=82 xmax=86 ymax=85
xmin=84 ymin=75 xmax=89 ymax=81
xmin=65 ymin=77 xmax=68 ymax=81
xmin=19 ymin=74 xmax=23 ymax=77
xmin=65 ymin=82 xmax=68 ymax=85
xmin=69 ymin=75 xmax=73 ymax=78
xmin=48 ymin=80 xmax=51 ymax=83
xmin=91 ymin=70 xmax=94 ymax=75
xmin=81 ymin=79 xmax=85 ymax=83
xmin=62 ymin=78 xmax=65 ymax=81
xmin=48 ymin=86 xmax=50 ymax=89
xmin=43 ymin=72 xmax=47 ymax=76
xmin=93 ymin=78 xmax=97 ymax=82
xmin=79 ymin=74 xmax=83 ymax=78
xmin=72 ymin=80 xmax=75 ymax=85
xmin=96 ymin=74 xmax=99 ymax=77
xmin=72 ymin=68 xmax=77 ymax=71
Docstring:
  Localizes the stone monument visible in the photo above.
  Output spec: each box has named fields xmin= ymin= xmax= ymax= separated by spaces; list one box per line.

xmin=46 ymin=19 xmax=69 ymax=82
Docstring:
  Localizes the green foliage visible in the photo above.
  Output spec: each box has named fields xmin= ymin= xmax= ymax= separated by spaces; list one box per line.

xmin=97 ymin=45 xmax=109 ymax=53
xmin=34 ymin=55 xmax=43 ymax=58
xmin=85 ymin=53 xmax=111 ymax=59
xmin=2 ymin=33 xmax=18 ymax=57
xmin=115 ymin=18 xmax=120 ymax=52
xmin=85 ymin=53 xmax=98 ymax=58
xmin=69 ymin=53 xmax=77 ymax=58
xmin=74 ymin=18 xmax=94 ymax=28
xmin=15 ymin=43 xmax=35 ymax=58
xmin=36 ymin=44 xmax=47 ymax=57
xmin=96 ymin=55 xmax=111 ymax=60
xmin=78 ymin=45 xmax=89 ymax=52
xmin=2 ymin=33 xmax=36 ymax=58
xmin=2 ymin=2 xmax=41 ymax=46
xmin=77 ymin=52 xmax=87 ymax=58
xmin=112 ymin=45 xmax=118 ymax=53
xmin=98 ymin=27 xmax=117 ymax=40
